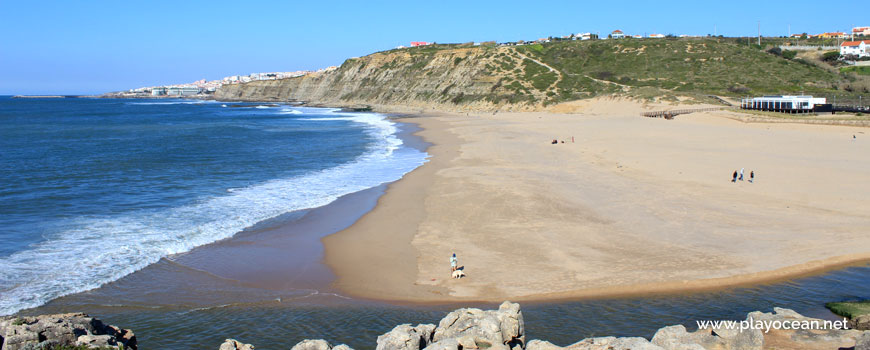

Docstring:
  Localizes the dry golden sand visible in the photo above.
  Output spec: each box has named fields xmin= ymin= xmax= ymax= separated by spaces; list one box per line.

xmin=322 ymin=98 xmax=870 ymax=302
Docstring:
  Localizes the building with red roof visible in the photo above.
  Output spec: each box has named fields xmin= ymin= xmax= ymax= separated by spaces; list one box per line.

xmin=840 ymin=40 xmax=870 ymax=58
xmin=611 ymin=30 xmax=625 ymax=39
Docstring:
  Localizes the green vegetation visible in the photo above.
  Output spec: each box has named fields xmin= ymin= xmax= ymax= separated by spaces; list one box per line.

xmin=522 ymin=59 xmax=557 ymax=91
xmin=822 ymin=51 xmax=841 ymax=63
xmin=841 ymin=66 xmax=870 ymax=76
xmin=826 ymin=301 xmax=870 ymax=319
xmin=522 ymin=39 xmax=847 ymax=98
xmin=330 ymin=37 xmax=866 ymax=107
xmin=12 ymin=317 xmax=26 ymax=326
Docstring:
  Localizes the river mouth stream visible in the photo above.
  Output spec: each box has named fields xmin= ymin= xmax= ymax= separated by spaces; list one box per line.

xmin=25 ymin=263 xmax=870 ymax=349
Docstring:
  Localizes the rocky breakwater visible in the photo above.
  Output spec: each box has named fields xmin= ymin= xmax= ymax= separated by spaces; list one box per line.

xmin=0 ymin=313 xmax=136 ymax=350
xmin=221 ymin=301 xmax=870 ymax=350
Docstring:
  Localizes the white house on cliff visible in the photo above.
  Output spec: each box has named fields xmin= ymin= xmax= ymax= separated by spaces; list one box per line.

xmin=840 ymin=40 xmax=870 ymax=58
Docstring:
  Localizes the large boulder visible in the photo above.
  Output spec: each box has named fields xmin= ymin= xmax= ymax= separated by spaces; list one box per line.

xmin=429 ymin=301 xmax=524 ymax=350
xmin=376 ymin=323 xmax=436 ymax=350
xmin=852 ymin=315 xmax=870 ymax=331
xmin=527 ymin=337 xmax=663 ymax=350
xmin=290 ymin=339 xmax=354 ymax=350
xmin=219 ymin=338 xmax=255 ymax=350
xmin=856 ymin=331 xmax=870 ymax=350
xmin=292 ymin=339 xmax=334 ymax=350
xmin=0 ymin=313 xmax=137 ymax=350
xmin=650 ymin=325 xmax=711 ymax=350
xmin=746 ymin=307 xmax=863 ymax=349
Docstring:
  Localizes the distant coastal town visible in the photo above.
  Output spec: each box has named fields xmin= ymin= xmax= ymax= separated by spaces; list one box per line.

xmin=105 ymin=66 xmax=338 ymax=98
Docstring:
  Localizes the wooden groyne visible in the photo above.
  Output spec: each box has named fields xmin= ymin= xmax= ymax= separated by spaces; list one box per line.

xmin=641 ymin=107 xmax=725 ymax=120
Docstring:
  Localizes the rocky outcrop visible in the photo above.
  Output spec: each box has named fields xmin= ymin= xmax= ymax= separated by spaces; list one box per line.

xmin=219 ymin=338 xmax=255 ymax=350
xmin=5 ymin=303 xmax=863 ymax=350
xmin=430 ymin=301 xmax=525 ymax=350
xmin=376 ymin=324 xmax=436 ymax=350
xmin=526 ymin=337 xmax=662 ymax=350
xmin=232 ymin=302 xmax=867 ymax=350
xmin=0 ymin=313 xmax=136 ymax=350
xmin=853 ymin=314 xmax=870 ymax=331
xmin=290 ymin=339 xmax=354 ymax=350
xmin=856 ymin=332 xmax=870 ymax=350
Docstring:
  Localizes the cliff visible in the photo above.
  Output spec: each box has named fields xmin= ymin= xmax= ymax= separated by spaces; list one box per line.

xmin=216 ymin=39 xmax=863 ymax=112
xmin=216 ymin=45 xmax=540 ymax=112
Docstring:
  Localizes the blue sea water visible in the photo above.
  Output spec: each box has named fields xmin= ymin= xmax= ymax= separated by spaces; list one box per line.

xmin=0 ymin=97 xmax=428 ymax=315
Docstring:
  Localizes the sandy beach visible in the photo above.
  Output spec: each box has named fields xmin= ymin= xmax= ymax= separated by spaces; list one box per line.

xmin=323 ymin=98 xmax=870 ymax=302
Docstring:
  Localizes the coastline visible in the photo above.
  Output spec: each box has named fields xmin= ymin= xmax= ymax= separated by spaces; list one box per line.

xmin=18 ymin=107 xmax=429 ymax=315
xmin=322 ymin=99 xmax=870 ymax=304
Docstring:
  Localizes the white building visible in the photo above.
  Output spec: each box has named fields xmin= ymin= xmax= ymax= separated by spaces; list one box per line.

xmin=575 ymin=32 xmax=597 ymax=40
xmin=740 ymin=95 xmax=827 ymax=113
xmin=167 ymin=86 xmax=202 ymax=96
xmin=853 ymin=26 xmax=870 ymax=37
xmin=649 ymin=33 xmax=665 ymax=38
xmin=840 ymin=40 xmax=870 ymax=58
xmin=611 ymin=30 xmax=625 ymax=39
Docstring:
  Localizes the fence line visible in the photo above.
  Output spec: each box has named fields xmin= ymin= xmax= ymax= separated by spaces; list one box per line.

xmin=640 ymin=107 xmax=726 ymax=119
xmin=778 ymin=45 xmax=838 ymax=51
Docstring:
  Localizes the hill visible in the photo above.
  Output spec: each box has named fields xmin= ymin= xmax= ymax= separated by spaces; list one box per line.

xmin=216 ymin=38 xmax=865 ymax=110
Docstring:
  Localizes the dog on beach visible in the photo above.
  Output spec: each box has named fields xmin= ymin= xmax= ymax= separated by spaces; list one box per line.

xmin=452 ymin=270 xmax=466 ymax=279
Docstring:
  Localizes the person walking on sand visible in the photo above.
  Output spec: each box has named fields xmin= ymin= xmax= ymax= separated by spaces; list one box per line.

xmin=732 ymin=170 xmax=738 ymax=183
xmin=750 ymin=171 xmax=754 ymax=183
xmin=450 ymin=253 xmax=458 ymax=272
xmin=739 ymin=168 xmax=744 ymax=181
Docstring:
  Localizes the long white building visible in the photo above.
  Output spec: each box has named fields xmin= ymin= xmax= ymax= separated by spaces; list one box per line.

xmin=740 ymin=95 xmax=827 ymax=113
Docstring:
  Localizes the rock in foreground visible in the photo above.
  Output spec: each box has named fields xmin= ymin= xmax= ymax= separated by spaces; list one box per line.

xmin=277 ymin=302 xmax=870 ymax=350
xmin=0 ymin=313 xmax=136 ymax=350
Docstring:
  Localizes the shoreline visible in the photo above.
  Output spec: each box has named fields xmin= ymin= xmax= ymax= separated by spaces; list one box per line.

xmin=321 ymin=100 xmax=870 ymax=305
xmin=20 ymin=109 xmax=430 ymax=316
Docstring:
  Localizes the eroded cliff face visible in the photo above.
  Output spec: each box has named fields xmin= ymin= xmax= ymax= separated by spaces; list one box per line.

xmin=215 ymin=46 xmax=546 ymax=112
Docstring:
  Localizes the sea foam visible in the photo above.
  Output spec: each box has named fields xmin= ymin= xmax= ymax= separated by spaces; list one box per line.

xmin=0 ymin=109 xmax=427 ymax=315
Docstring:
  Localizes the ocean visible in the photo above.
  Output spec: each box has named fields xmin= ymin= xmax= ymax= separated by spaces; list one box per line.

xmin=2 ymin=97 xmax=869 ymax=349
xmin=0 ymin=97 xmax=428 ymax=315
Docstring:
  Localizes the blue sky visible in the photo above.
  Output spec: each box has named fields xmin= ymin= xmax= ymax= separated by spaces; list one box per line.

xmin=0 ymin=0 xmax=865 ymax=95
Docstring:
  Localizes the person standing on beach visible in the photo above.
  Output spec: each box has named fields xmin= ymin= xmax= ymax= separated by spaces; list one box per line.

xmin=450 ymin=253 xmax=458 ymax=272
xmin=739 ymin=168 xmax=744 ymax=181
xmin=732 ymin=170 xmax=738 ymax=183
xmin=750 ymin=171 xmax=754 ymax=183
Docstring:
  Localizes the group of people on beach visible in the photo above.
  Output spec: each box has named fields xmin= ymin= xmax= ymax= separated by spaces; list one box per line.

xmin=731 ymin=168 xmax=754 ymax=183
xmin=551 ymin=136 xmax=575 ymax=144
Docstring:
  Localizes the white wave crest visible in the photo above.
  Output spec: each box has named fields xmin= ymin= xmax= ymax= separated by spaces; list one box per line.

xmin=0 ymin=109 xmax=427 ymax=315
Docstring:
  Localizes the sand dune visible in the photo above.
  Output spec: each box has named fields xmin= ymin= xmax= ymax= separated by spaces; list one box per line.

xmin=323 ymin=98 xmax=870 ymax=302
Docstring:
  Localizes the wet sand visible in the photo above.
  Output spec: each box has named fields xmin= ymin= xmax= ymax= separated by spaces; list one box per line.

xmin=32 ymin=122 xmax=430 ymax=312
xmin=324 ymin=98 xmax=870 ymax=302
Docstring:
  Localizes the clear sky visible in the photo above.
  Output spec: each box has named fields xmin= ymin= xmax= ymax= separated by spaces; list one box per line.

xmin=0 ymin=0 xmax=865 ymax=95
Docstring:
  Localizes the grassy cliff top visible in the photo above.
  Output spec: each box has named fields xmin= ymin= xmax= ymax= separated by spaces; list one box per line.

xmin=365 ymin=38 xmax=866 ymax=106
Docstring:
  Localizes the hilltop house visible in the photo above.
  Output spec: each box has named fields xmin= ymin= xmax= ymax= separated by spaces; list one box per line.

xmin=576 ymin=32 xmax=597 ymax=40
xmin=611 ymin=30 xmax=625 ymax=39
xmin=649 ymin=33 xmax=665 ymax=38
xmin=853 ymin=26 xmax=870 ymax=37
xmin=840 ymin=40 xmax=870 ymax=58
xmin=816 ymin=32 xmax=846 ymax=39
xmin=410 ymin=41 xmax=432 ymax=47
